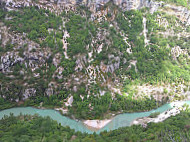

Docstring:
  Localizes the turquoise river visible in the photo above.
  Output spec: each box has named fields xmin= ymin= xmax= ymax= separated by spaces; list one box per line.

xmin=0 ymin=101 xmax=190 ymax=134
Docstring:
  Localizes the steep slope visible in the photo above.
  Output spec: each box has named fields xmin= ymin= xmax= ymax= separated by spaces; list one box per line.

xmin=0 ymin=0 xmax=190 ymax=119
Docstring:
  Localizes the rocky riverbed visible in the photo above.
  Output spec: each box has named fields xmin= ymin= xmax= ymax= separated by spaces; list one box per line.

xmin=132 ymin=101 xmax=189 ymax=127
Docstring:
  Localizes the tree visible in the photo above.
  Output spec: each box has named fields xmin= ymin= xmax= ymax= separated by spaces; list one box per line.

xmin=28 ymin=30 xmax=38 ymax=40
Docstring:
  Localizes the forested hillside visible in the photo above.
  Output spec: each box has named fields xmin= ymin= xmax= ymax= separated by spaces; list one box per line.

xmin=0 ymin=0 xmax=190 ymax=120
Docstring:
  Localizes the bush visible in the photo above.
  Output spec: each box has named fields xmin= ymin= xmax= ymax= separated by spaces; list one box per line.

xmin=149 ymin=112 xmax=160 ymax=118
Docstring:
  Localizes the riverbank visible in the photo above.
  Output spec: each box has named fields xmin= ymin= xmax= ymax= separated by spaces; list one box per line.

xmin=83 ymin=119 xmax=113 ymax=131
xmin=1 ymin=100 xmax=190 ymax=132
xmin=132 ymin=101 xmax=187 ymax=126
xmin=55 ymin=108 xmax=68 ymax=114
xmin=54 ymin=107 xmax=114 ymax=130
xmin=0 ymin=101 xmax=190 ymax=133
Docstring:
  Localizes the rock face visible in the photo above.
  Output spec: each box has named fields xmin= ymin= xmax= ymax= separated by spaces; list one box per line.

xmin=0 ymin=52 xmax=23 ymax=72
xmin=57 ymin=0 xmax=141 ymax=9
xmin=0 ymin=0 xmax=159 ymax=12
xmin=57 ymin=0 xmax=159 ymax=11
xmin=23 ymin=88 xmax=36 ymax=100
xmin=162 ymin=4 xmax=190 ymax=25
xmin=2 ymin=0 xmax=189 ymax=25
xmin=171 ymin=46 xmax=188 ymax=60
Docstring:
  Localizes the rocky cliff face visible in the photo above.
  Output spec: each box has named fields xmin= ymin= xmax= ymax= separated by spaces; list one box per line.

xmin=1 ymin=0 xmax=190 ymax=25
xmin=0 ymin=0 xmax=159 ymax=12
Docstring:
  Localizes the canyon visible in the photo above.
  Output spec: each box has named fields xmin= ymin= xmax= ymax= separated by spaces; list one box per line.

xmin=0 ymin=0 xmax=190 ymax=120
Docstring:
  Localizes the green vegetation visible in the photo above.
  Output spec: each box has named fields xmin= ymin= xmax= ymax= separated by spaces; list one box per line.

xmin=117 ymin=10 xmax=143 ymax=46
xmin=69 ymin=90 xmax=166 ymax=119
xmin=0 ymin=98 xmax=16 ymax=110
xmin=65 ymin=14 xmax=96 ymax=56
xmin=1 ymin=110 xmax=190 ymax=141
xmin=149 ymin=112 xmax=161 ymax=118
xmin=0 ymin=9 xmax=6 ymax=20
xmin=155 ymin=0 xmax=189 ymax=7
xmin=5 ymin=7 xmax=62 ymax=42
xmin=116 ymin=9 xmax=190 ymax=84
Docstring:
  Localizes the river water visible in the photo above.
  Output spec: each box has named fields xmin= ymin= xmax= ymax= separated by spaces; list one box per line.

xmin=0 ymin=101 xmax=190 ymax=134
